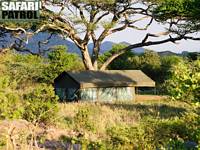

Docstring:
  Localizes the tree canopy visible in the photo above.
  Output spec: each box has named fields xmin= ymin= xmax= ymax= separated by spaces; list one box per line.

xmin=153 ymin=0 xmax=200 ymax=33
xmin=0 ymin=0 xmax=200 ymax=70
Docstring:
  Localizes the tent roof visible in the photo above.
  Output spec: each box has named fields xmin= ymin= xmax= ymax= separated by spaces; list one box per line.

xmin=60 ymin=70 xmax=155 ymax=88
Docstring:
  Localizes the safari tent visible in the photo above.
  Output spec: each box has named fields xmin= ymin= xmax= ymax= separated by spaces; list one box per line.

xmin=54 ymin=70 xmax=155 ymax=102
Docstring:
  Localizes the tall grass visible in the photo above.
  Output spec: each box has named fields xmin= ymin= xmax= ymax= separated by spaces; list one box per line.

xmin=0 ymin=100 xmax=199 ymax=150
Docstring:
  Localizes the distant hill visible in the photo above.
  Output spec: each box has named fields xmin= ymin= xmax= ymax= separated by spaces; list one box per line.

xmin=26 ymin=33 xmax=116 ymax=55
xmin=26 ymin=33 xmax=81 ymax=54
xmin=157 ymin=51 xmax=179 ymax=56
xmin=88 ymin=41 xmax=116 ymax=54
xmin=0 ymin=32 xmax=193 ymax=57
xmin=25 ymin=33 xmax=146 ymax=55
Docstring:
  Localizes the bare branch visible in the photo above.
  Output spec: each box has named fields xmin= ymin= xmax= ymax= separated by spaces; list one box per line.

xmin=34 ymin=20 xmax=83 ymax=48
xmin=109 ymin=24 xmax=129 ymax=34
xmin=72 ymin=3 xmax=88 ymax=24
xmin=11 ymin=42 xmax=38 ymax=55
xmin=128 ymin=17 xmax=153 ymax=30
xmin=100 ymin=34 xmax=199 ymax=70
xmin=94 ymin=11 xmax=110 ymax=24
xmin=142 ymin=33 xmax=159 ymax=43
xmin=38 ymin=33 xmax=54 ymax=55
xmin=0 ymin=25 xmax=26 ymax=34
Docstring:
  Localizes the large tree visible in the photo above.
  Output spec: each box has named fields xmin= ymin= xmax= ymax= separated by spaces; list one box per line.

xmin=1 ymin=0 xmax=200 ymax=70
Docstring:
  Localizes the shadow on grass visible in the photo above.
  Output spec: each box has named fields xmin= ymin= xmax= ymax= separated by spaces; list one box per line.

xmin=39 ymin=139 xmax=81 ymax=150
xmin=102 ymin=102 xmax=187 ymax=119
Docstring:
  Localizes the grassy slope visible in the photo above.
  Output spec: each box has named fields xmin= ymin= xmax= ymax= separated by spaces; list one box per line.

xmin=58 ymin=99 xmax=190 ymax=130
xmin=55 ymin=99 xmax=199 ymax=149
xmin=0 ymin=99 xmax=199 ymax=149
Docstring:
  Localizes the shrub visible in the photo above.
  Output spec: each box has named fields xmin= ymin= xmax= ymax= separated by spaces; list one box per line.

xmin=165 ymin=59 xmax=200 ymax=103
xmin=23 ymin=84 xmax=58 ymax=124
xmin=106 ymin=125 xmax=152 ymax=150
xmin=42 ymin=45 xmax=84 ymax=82
xmin=143 ymin=111 xmax=200 ymax=149
xmin=74 ymin=107 xmax=96 ymax=132
xmin=5 ymin=53 xmax=46 ymax=87
xmin=105 ymin=110 xmax=200 ymax=150
xmin=0 ymin=76 xmax=24 ymax=119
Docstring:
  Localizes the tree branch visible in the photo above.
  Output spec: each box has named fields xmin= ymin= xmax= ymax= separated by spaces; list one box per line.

xmin=0 ymin=25 xmax=26 ymax=34
xmin=94 ymin=11 xmax=110 ymax=24
xmin=100 ymin=34 xmax=199 ymax=70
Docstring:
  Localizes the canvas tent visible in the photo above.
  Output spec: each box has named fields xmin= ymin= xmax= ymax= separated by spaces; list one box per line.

xmin=54 ymin=70 xmax=155 ymax=102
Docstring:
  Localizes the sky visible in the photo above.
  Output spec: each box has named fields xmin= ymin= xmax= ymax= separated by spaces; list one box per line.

xmin=104 ymin=21 xmax=200 ymax=53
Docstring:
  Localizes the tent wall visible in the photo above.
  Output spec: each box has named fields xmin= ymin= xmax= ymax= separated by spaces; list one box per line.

xmin=55 ymin=88 xmax=79 ymax=101
xmin=54 ymin=73 xmax=80 ymax=101
xmin=80 ymin=87 xmax=135 ymax=101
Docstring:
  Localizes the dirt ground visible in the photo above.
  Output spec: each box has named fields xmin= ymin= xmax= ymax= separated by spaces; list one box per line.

xmin=135 ymin=95 xmax=168 ymax=101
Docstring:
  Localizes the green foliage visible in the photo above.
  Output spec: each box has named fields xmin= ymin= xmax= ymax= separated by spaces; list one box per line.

xmin=99 ymin=44 xmax=127 ymax=65
xmin=106 ymin=49 xmax=162 ymax=81
xmin=107 ymin=48 xmax=181 ymax=83
xmin=106 ymin=125 xmax=148 ymax=150
xmin=140 ymin=51 xmax=161 ymax=81
xmin=148 ymin=111 xmax=200 ymax=148
xmin=74 ymin=107 xmax=96 ymax=132
xmin=0 ymin=76 xmax=24 ymax=119
xmin=0 ymin=46 xmax=83 ymax=85
xmin=0 ymin=52 xmax=72 ymax=123
xmin=5 ymin=53 xmax=46 ymax=86
xmin=23 ymin=84 xmax=58 ymax=124
xmin=108 ymin=51 xmax=135 ymax=70
xmin=157 ymin=56 xmax=183 ymax=93
xmin=160 ymin=55 xmax=182 ymax=81
xmin=105 ymin=111 xmax=200 ymax=149
xmin=87 ymin=140 xmax=106 ymax=150
xmin=0 ymin=136 xmax=6 ymax=149
xmin=58 ymin=100 xmax=199 ymax=149
xmin=153 ymin=0 xmax=200 ymax=32
xmin=166 ymin=59 xmax=200 ymax=103
xmin=102 ymin=47 xmax=189 ymax=86
xmin=0 ymin=73 xmax=59 ymax=124
xmin=185 ymin=52 xmax=200 ymax=61
xmin=43 ymin=45 xmax=84 ymax=82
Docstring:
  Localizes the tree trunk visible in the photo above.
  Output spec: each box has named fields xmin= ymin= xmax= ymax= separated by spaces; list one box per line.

xmin=81 ymin=46 xmax=95 ymax=70
xmin=93 ymin=60 xmax=98 ymax=70
xmin=91 ymin=45 xmax=100 ymax=70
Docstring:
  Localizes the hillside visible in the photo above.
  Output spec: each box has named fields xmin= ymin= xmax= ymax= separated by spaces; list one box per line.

xmin=0 ymin=100 xmax=199 ymax=149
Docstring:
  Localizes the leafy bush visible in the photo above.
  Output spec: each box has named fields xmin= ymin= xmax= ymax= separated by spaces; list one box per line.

xmin=0 ymin=51 xmax=84 ymax=123
xmin=74 ymin=107 xmax=96 ymax=132
xmin=143 ymin=111 xmax=200 ymax=149
xmin=0 ymin=76 xmax=24 ymax=119
xmin=104 ymin=47 xmax=184 ymax=94
xmin=99 ymin=44 xmax=132 ymax=69
xmin=1 ymin=47 xmax=83 ymax=85
xmin=4 ymin=53 xmax=46 ymax=87
xmin=106 ymin=125 xmax=154 ymax=150
xmin=42 ymin=45 xmax=84 ymax=82
xmin=165 ymin=59 xmax=200 ymax=103
xmin=105 ymin=110 xmax=200 ymax=150
xmin=23 ymin=84 xmax=58 ymax=124
xmin=0 ymin=77 xmax=59 ymax=124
